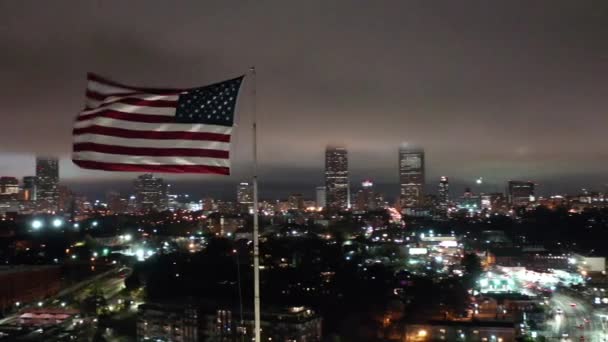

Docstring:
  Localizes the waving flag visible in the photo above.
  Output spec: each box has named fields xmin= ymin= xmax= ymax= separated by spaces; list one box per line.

xmin=72 ymin=73 xmax=244 ymax=174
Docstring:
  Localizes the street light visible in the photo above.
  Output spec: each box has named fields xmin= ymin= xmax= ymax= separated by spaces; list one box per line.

xmin=52 ymin=218 xmax=63 ymax=228
xmin=31 ymin=220 xmax=43 ymax=230
xmin=92 ymin=221 xmax=98 ymax=227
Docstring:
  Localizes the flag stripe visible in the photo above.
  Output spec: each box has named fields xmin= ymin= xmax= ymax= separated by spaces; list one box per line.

xmin=85 ymin=91 xmax=179 ymax=107
xmin=73 ymin=134 xmax=230 ymax=150
xmin=73 ymin=159 xmax=230 ymax=174
xmin=81 ymin=103 xmax=176 ymax=116
xmin=74 ymin=74 xmax=241 ymax=174
xmin=73 ymin=126 xmax=232 ymax=142
xmin=77 ymin=110 xmax=175 ymax=123
xmin=74 ymin=143 xmax=229 ymax=158
xmin=73 ymin=118 xmax=232 ymax=134
xmin=73 ymin=151 xmax=230 ymax=166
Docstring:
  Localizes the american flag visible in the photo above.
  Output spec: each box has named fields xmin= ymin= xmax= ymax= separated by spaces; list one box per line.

xmin=72 ymin=73 xmax=244 ymax=175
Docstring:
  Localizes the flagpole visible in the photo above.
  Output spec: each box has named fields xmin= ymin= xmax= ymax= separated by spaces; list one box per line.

xmin=250 ymin=66 xmax=261 ymax=341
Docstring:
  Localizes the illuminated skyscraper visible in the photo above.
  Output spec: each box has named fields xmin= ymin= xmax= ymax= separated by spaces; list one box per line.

xmin=36 ymin=157 xmax=59 ymax=211
xmin=288 ymin=193 xmax=304 ymax=210
xmin=355 ymin=179 xmax=379 ymax=211
xmin=237 ymin=182 xmax=254 ymax=213
xmin=315 ymin=186 xmax=326 ymax=208
xmin=325 ymin=146 xmax=349 ymax=211
xmin=22 ymin=176 xmax=37 ymax=201
xmin=134 ymin=174 xmax=167 ymax=211
xmin=438 ymin=176 xmax=449 ymax=215
xmin=399 ymin=145 xmax=425 ymax=208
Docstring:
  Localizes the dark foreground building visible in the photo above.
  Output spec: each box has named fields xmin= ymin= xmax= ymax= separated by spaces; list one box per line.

xmin=137 ymin=301 xmax=322 ymax=342
xmin=0 ymin=265 xmax=61 ymax=312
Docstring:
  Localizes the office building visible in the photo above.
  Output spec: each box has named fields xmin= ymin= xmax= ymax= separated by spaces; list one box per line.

xmin=22 ymin=176 xmax=37 ymax=201
xmin=438 ymin=176 xmax=449 ymax=215
xmin=134 ymin=174 xmax=167 ymax=211
xmin=399 ymin=145 xmax=425 ymax=209
xmin=354 ymin=179 xmax=380 ymax=211
xmin=315 ymin=186 xmax=326 ymax=208
xmin=325 ymin=146 xmax=349 ymax=211
xmin=237 ymin=182 xmax=254 ymax=213
xmin=288 ymin=193 xmax=304 ymax=210
xmin=0 ymin=177 xmax=19 ymax=197
xmin=508 ymin=181 xmax=535 ymax=207
xmin=35 ymin=157 xmax=59 ymax=211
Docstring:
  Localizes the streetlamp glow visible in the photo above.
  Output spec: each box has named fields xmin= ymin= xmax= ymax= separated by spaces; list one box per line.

xmin=52 ymin=218 xmax=63 ymax=228
xmin=92 ymin=221 xmax=98 ymax=227
xmin=31 ymin=220 xmax=43 ymax=230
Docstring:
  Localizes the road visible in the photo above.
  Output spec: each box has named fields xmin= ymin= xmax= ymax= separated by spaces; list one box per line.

xmin=546 ymin=292 xmax=608 ymax=341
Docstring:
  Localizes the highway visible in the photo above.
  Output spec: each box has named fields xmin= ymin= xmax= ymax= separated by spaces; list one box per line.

xmin=546 ymin=292 xmax=608 ymax=342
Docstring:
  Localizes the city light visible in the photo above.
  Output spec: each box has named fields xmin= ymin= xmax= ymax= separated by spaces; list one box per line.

xmin=92 ymin=221 xmax=98 ymax=227
xmin=417 ymin=329 xmax=427 ymax=337
xmin=31 ymin=220 xmax=43 ymax=230
xmin=52 ymin=218 xmax=63 ymax=228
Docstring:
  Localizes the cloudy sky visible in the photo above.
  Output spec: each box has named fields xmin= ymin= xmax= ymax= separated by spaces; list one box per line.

xmin=1 ymin=1 xmax=607 ymax=198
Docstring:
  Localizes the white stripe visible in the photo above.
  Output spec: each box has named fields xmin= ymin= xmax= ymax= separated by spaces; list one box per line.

xmin=73 ymin=151 xmax=230 ymax=167
xmin=85 ymin=94 xmax=179 ymax=111
xmin=80 ymin=103 xmax=176 ymax=116
xmin=74 ymin=117 xmax=233 ymax=134
xmin=74 ymin=134 xmax=230 ymax=150
xmin=87 ymin=80 xmax=136 ymax=95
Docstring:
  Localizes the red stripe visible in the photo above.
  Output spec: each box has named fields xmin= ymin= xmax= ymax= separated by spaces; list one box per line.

xmin=86 ymin=89 xmax=140 ymax=101
xmin=74 ymin=143 xmax=229 ymax=158
xmin=87 ymin=73 xmax=184 ymax=94
xmin=90 ymin=96 xmax=178 ymax=108
xmin=77 ymin=110 xmax=175 ymax=123
xmin=73 ymin=126 xmax=232 ymax=142
xmin=73 ymin=159 xmax=230 ymax=174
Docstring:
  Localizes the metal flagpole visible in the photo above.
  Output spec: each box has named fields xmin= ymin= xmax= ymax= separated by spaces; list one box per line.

xmin=250 ymin=66 xmax=261 ymax=341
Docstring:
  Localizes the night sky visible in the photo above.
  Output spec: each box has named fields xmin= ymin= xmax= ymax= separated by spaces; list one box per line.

xmin=1 ymin=1 xmax=608 ymax=199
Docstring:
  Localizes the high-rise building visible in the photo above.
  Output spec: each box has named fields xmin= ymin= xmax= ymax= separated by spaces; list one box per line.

xmin=438 ymin=176 xmax=449 ymax=215
xmin=355 ymin=179 xmax=379 ymax=211
xmin=22 ymin=176 xmax=37 ymax=201
xmin=399 ymin=145 xmax=425 ymax=209
xmin=315 ymin=186 xmax=326 ymax=209
xmin=508 ymin=181 xmax=535 ymax=207
xmin=325 ymin=146 xmax=349 ymax=211
xmin=36 ymin=157 xmax=59 ymax=211
xmin=106 ymin=191 xmax=128 ymax=213
xmin=57 ymin=185 xmax=73 ymax=213
xmin=134 ymin=174 xmax=167 ymax=211
xmin=288 ymin=193 xmax=304 ymax=210
xmin=237 ymin=182 xmax=254 ymax=213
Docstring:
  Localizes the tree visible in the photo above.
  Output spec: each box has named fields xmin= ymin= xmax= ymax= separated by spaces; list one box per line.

xmin=461 ymin=253 xmax=483 ymax=288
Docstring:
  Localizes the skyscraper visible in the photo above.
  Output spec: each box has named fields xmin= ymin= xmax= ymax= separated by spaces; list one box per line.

xmin=237 ymin=182 xmax=254 ymax=213
xmin=508 ymin=181 xmax=535 ymax=207
xmin=134 ymin=174 xmax=167 ymax=211
xmin=355 ymin=179 xmax=378 ymax=211
xmin=399 ymin=145 xmax=425 ymax=209
xmin=325 ymin=146 xmax=349 ymax=211
xmin=22 ymin=176 xmax=37 ymax=201
xmin=36 ymin=157 xmax=59 ymax=211
xmin=315 ymin=186 xmax=326 ymax=209
xmin=438 ymin=176 xmax=449 ymax=215
xmin=288 ymin=193 xmax=304 ymax=210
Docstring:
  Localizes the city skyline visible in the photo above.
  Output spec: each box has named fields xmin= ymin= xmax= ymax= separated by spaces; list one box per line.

xmin=1 ymin=1 xmax=608 ymax=193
